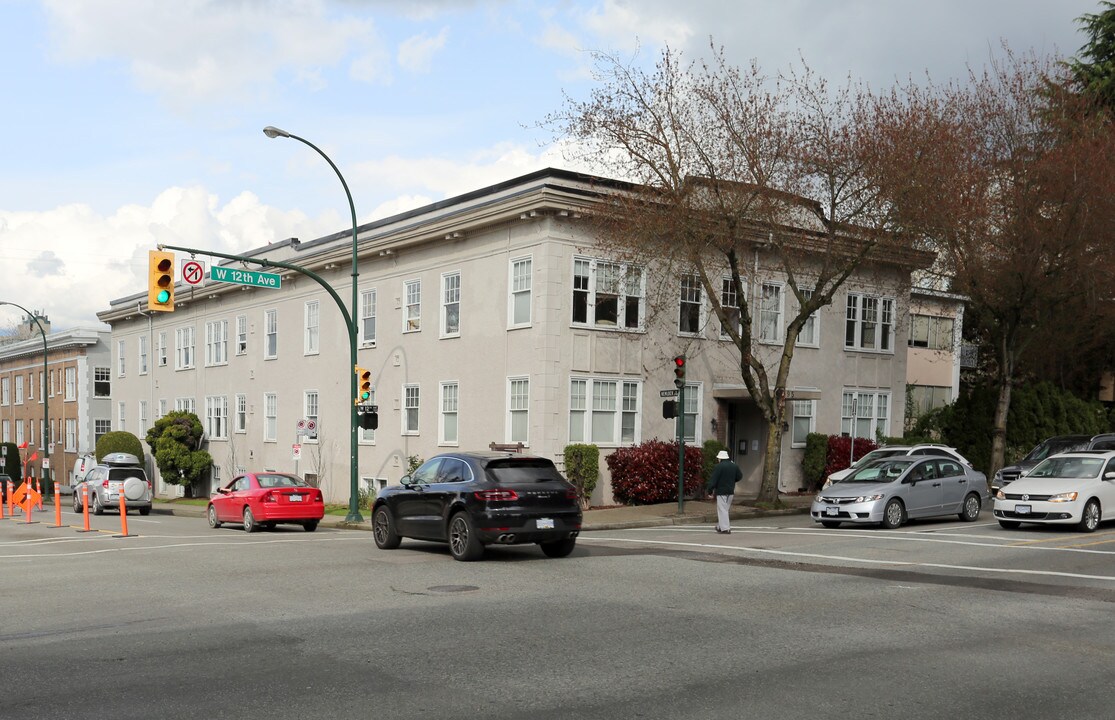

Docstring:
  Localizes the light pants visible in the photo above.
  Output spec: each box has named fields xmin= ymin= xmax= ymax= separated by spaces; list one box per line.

xmin=716 ymin=494 xmax=734 ymax=531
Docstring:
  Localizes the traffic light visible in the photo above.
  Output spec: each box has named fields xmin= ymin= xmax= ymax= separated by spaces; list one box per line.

xmin=354 ymin=365 xmax=372 ymax=405
xmin=662 ymin=400 xmax=678 ymax=419
xmin=148 ymin=250 xmax=175 ymax=312
xmin=673 ymin=355 xmax=687 ymax=389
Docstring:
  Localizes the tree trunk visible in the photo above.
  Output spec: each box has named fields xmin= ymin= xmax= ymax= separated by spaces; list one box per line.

xmin=758 ymin=417 xmax=783 ymax=504
xmin=989 ymin=370 xmax=1012 ymax=479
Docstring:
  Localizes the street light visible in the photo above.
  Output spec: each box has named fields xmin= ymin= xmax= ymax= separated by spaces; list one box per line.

xmin=0 ymin=302 xmax=50 ymax=489
xmin=263 ymin=126 xmax=364 ymax=523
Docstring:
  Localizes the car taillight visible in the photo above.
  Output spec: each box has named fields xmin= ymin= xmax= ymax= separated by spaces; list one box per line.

xmin=474 ymin=489 xmax=518 ymax=502
xmin=262 ymin=492 xmax=276 ymax=503
xmin=102 ymin=480 xmax=110 ymax=489
xmin=565 ymin=489 xmax=578 ymax=500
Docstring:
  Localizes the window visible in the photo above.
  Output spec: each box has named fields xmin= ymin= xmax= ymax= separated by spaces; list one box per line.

xmin=117 ymin=402 xmax=126 ymax=432
xmin=907 ymin=385 xmax=953 ymax=418
xmin=157 ymin=331 xmax=167 ymax=367
xmin=136 ymin=335 xmax=148 ymax=375
xmin=841 ymin=390 xmax=891 ymax=439
xmin=909 ymin=314 xmax=954 ymax=351
xmin=1 ymin=419 xmax=8 ymax=442
xmin=15 ymin=375 xmax=23 ymax=404
xmin=28 ymin=419 xmax=34 ymax=447
xmin=440 ymin=382 xmax=459 ymax=444
xmin=572 ymin=257 xmax=645 ymax=330
xmin=264 ymin=393 xmax=277 ymax=442
xmin=791 ymin=400 xmax=815 ymax=447
xmin=304 ymin=301 xmax=319 ymax=355
xmin=28 ymin=373 xmax=34 ymax=401
xmin=759 ymin=283 xmax=784 ymax=343
xmin=175 ymin=326 xmax=195 ymax=369
xmin=38 ymin=372 xmax=44 ymax=403
xmin=206 ymin=396 xmax=228 ymax=439
xmin=719 ymin=277 xmax=742 ymax=339
xmin=569 ymin=378 xmax=642 ymax=446
xmin=138 ymin=400 xmax=147 ymax=434
xmin=158 ymin=399 xmax=167 ymax=420
xmin=304 ymin=391 xmax=319 ymax=441
xmin=797 ymin=288 xmax=819 ymax=346
xmin=1 ymin=377 xmax=8 ymax=405
xmin=117 ymin=340 xmax=126 ymax=376
xmin=360 ymin=289 xmax=377 ymax=346
xmin=236 ymin=315 xmax=248 ymax=355
xmin=65 ymin=367 xmax=77 ymax=400
xmin=234 ymin=394 xmax=247 ymax=433
xmin=681 ymin=384 xmax=700 ymax=443
xmin=403 ymin=384 xmax=420 ymax=434
xmin=441 ymin=272 xmax=461 ymax=338
xmin=264 ymin=309 xmax=278 ymax=359
xmin=175 ymin=397 xmax=195 ymax=414
xmin=206 ymin=320 xmax=228 ymax=366
xmin=846 ymin=294 xmax=895 ymax=352
xmin=508 ymin=378 xmax=529 ymax=444
xmin=65 ymin=419 xmax=77 ymax=452
xmin=94 ymin=419 xmax=110 ymax=444
xmin=15 ymin=420 xmax=24 ymax=446
xmin=404 ymin=280 xmax=421 ymax=332
xmin=358 ymin=388 xmax=376 ymax=443
xmin=509 ymin=257 xmax=532 ymax=327
xmin=678 ymin=274 xmax=702 ymax=334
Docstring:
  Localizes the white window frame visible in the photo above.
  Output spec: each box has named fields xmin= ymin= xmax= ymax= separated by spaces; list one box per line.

xmin=908 ymin=314 xmax=955 ymax=351
xmin=440 ymin=271 xmax=461 ymax=339
xmin=508 ymin=377 xmax=529 ymax=445
xmin=117 ymin=340 xmax=126 ymax=377
xmin=845 ymin=294 xmax=895 ymax=353
xmin=841 ymin=389 xmax=891 ymax=439
xmin=304 ymin=391 xmax=319 ymax=443
xmin=790 ymin=399 xmax=816 ymax=448
xmin=65 ymin=367 xmax=76 ymax=400
xmin=440 ymin=381 xmax=459 ymax=446
xmin=117 ymin=401 xmax=126 ymax=432
xmin=759 ymin=282 xmax=784 ymax=344
xmin=263 ymin=393 xmax=278 ymax=442
xmin=360 ymin=289 xmax=377 ymax=347
xmin=234 ymin=394 xmax=247 ymax=434
xmin=138 ymin=334 xmax=149 ymax=375
xmin=568 ymin=377 xmax=643 ymax=447
xmin=138 ymin=400 xmax=147 ymax=434
xmin=206 ymin=396 xmax=228 ymax=440
xmin=571 ymin=257 xmax=646 ymax=331
xmin=719 ymin=276 xmax=744 ymax=340
xmin=0 ymin=377 xmax=8 ymax=405
xmin=205 ymin=320 xmax=228 ymax=366
xmin=304 ymin=301 xmax=320 ymax=355
xmin=157 ymin=331 xmax=168 ymax=367
xmin=403 ymin=384 xmax=420 ymax=435
xmin=798 ymin=288 xmax=819 ymax=347
xmin=236 ymin=315 xmax=248 ymax=355
xmin=680 ymin=383 xmax=702 ymax=444
xmin=404 ymin=280 xmax=422 ymax=333
xmin=14 ymin=375 xmax=23 ymax=405
xmin=678 ymin=273 xmax=703 ymax=336
xmin=94 ymin=419 xmax=110 ymax=444
xmin=508 ymin=256 xmax=532 ymax=328
xmin=264 ymin=309 xmax=278 ymax=360
xmin=175 ymin=326 xmax=195 ymax=370
xmin=65 ymin=418 xmax=77 ymax=452
xmin=175 ymin=397 xmax=195 ymax=414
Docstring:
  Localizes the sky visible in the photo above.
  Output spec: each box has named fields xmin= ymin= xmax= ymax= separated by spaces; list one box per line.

xmin=0 ymin=0 xmax=1092 ymax=332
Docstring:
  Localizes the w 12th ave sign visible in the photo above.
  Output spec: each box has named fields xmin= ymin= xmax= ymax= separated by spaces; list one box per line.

xmin=210 ymin=266 xmax=282 ymax=289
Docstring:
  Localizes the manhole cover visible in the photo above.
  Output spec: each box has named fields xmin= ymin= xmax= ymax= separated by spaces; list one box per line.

xmin=427 ymin=585 xmax=479 ymax=593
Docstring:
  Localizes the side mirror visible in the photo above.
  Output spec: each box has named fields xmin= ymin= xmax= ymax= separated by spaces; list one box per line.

xmin=400 ymin=475 xmax=413 ymax=487
xmin=215 ymin=487 xmax=229 ymax=495
xmin=1105 ymin=471 xmax=1115 ymax=481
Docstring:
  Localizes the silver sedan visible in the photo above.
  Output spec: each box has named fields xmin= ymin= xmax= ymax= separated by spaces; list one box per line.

xmin=811 ymin=456 xmax=988 ymax=529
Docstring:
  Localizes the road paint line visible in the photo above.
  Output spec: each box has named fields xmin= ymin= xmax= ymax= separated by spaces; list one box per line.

xmin=0 ymin=534 xmax=368 ymax=559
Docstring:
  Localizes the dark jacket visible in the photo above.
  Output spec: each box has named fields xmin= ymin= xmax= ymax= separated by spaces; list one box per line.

xmin=707 ymin=459 xmax=742 ymax=496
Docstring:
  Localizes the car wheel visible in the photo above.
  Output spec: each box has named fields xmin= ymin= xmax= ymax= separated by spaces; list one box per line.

xmin=820 ymin=520 xmax=842 ymax=529
xmin=1078 ymin=499 xmax=1101 ymax=533
xmin=998 ymin=520 xmax=1021 ymax=529
xmin=372 ymin=506 xmax=401 ymax=549
xmin=138 ymin=506 xmax=151 ymax=517
xmin=448 ymin=511 xmax=484 ymax=561
xmin=207 ymin=504 xmax=222 ymax=529
xmin=959 ymin=493 xmax=981 ymax=522
xmin=243 ymin=506 xmax=257 ymax=533
xmin=881 ymin=498 xmax=905 ymax=529
xmin=303 ymin=520 xmax=319 ymax=532
xmin=539 ymin=538 xmax=577 ymax=558
xmin=73 ymin=492 xmax=82 ymax=513
xmin=92 ymin=493 xmax=104 ymax=516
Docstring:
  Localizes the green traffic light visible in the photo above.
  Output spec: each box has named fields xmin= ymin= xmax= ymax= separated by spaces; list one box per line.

xmin=156 ymin=290 xmax=170 ymax=304
xmin=360 ymin=391 xmax=370 ymax=400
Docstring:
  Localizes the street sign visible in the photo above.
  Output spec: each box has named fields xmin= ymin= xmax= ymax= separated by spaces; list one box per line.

xmin=292 ymin=444 xmax=302 ymax=461
xmin=659 ymin=389 xmax=678 ymax=397
xmin=182 ymin=260 xmax=206 ymax=286
xmin=210 ymin=266 xmax=282 ymax=289
xmin=42 ymin=458 xmax=50 ymax=469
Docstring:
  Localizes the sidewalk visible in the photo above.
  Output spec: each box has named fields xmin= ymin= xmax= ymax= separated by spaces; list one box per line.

xmin=150 ymin=494 xmax=814 ymax=532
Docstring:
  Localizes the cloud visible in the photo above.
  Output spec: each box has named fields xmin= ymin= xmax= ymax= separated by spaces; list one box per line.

xmin=27 ymin=251 xmax=66 ymax=277
xmin=397 ymin=27 xmax=449 ymax=73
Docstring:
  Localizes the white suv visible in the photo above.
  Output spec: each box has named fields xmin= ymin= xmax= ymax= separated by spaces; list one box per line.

xmin=72 ymin=453 xmax=153 ymax=516
xmin=824 ymin=444 xmax=974 ymax=487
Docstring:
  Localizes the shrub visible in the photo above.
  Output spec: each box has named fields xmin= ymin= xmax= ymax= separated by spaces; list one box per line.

xmin=701 ymin=438 xmax=729 ymax=484
xmin=95 ymin=431 xmax=144 ymax=462
xmin=801 ymin=433 xmax=828 ymax=490
xmin=822 ymin=435 xmax=878 ymax=480
xmin=563 ymin=444 xmax=599 ymax=508
xmin=606 ymin=439 xmax=703 ymax=505
xmin=0 ymin=442 xmax=23 ymax=484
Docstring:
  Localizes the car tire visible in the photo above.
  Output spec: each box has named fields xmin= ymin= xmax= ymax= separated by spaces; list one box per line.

xmin=73 ymin=492 xmax=82 ymax=514
xmin=820 ymin=520 xmax=842 ymax=529
xmin=1078 ymin=499 xmax=1101 ymax=533
xmin=138 ymin=506 xmax=151 ymax=517
xmin=303 ymin=520 xmax=319 ymax=532
xmin=207 ymin=504 xmax=222 ymax=529
xmin=959 ymin=493 xmax=981 ymax=522
xmin=998 ymin=519 xmax=1021 ymax=529
xmin=448 ymin=511 xmax=484 ymax=562
xmin=539 ymin=538 xmax=577 ymax=558
xmin=92 ymin=493 xmax=104 ymax=516
xmin=881 ymin=498 xmax=905 ymax=529
xmin=372 ymin=506 xmax=401 ymax=550
xmin=243 ymin=506 xmax=257 ymax=533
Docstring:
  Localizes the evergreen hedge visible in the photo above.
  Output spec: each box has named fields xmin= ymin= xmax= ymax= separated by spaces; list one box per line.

xmin=563 ymin=444 xmax=599 ymax=508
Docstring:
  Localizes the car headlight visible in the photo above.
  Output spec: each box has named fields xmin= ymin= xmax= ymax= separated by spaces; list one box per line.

xmin=994 ymin=490 xmax=1006 ymax=500
xmin=854 ymin=494 xmax=884 ymax=503
xmin=1048 ymin=492 xmax=1079 ymax=503
xmin=821 ymin=479 xmax=832 ymax=490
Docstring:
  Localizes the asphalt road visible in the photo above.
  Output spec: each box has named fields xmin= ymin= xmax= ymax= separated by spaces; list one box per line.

xmin=2 ymin=509 xmax=1113 ymax=720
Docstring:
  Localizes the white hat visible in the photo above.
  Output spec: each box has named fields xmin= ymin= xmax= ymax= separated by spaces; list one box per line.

xmin=716 ymin=450 xmax=729 ymax=460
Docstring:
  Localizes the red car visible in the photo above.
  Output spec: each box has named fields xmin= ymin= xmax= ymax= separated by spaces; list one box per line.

xmin=208 ymin=472 xmax=325 ymax=533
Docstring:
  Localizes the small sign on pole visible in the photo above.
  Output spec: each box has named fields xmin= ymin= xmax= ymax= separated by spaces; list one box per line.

xmin=292 ymin=444 xmax=302 ymax=461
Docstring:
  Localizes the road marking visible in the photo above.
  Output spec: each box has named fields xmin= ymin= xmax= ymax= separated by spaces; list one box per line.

xmin=0 ymin=534 xmax=367 ymax=559
xmin=580 ymin=535 xmax=1115 ymax=582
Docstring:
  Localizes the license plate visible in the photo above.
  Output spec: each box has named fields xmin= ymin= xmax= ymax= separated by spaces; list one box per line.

xmin=1015 ymin=504 xmax=1031 ymax=515
xmin=289 ymin=494 xmax=303 ymax=502
xmin=536 ymin=518 xmax=554 ymax=530
xmin=110 ymin=482 xmax=123 ymax=492
xmin=825 ymin=506 xmax=839 ymax=516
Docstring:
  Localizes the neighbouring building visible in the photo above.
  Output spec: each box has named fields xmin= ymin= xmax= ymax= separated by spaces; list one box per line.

xmin=0 ymin=321 xmax=112 ymax=488
xmin=98 ymin=168 xmax=936 ymax=503
xmin=905 ymin=287 xmax=967 ymax=426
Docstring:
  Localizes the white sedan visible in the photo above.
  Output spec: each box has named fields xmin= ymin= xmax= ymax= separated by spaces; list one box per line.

xmin=993 ymin=451 xmax=1115 ymax=532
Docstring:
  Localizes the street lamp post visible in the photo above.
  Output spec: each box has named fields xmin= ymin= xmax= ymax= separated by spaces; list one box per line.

xmin=263 ymin=126 xmax=363 ymax=523
xmin=0 ymin=302 xmax=50 ymax=489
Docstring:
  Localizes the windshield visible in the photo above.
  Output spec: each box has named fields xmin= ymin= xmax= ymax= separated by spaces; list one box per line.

xmin=1027 ymin=456 xmax=1103 ymax=479
xmin=842 ymin=459 xmax=914 ymax=483
xmin=1024 ymin=439 xmax=1088 ymax=463
xmin=852 ymin=449 xmax=907 ymax=468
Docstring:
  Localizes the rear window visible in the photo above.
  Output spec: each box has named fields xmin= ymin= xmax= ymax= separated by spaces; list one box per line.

xmin=486 ymin=459 xmax=566 ymax=484
xmin=257 ymin=474 xmax=309 ymax=488
xmin=107 ymin=467 xmax=147 ymax=482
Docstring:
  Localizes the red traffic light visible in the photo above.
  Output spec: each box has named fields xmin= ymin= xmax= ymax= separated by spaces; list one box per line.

xmin=673 ymin=355 xmax=686 ymax=388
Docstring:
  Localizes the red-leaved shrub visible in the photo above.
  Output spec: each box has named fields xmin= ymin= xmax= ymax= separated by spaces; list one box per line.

xmin=823 ymin=435 xmax=879 ymax=479
xmin=606 ymin=439 xmax=704 ymax=505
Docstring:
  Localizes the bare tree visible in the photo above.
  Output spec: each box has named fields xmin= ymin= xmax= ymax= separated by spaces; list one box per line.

xmin=546 ymin=44 xmax=930 ymax=502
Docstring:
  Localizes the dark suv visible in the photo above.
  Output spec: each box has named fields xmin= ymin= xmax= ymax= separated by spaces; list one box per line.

xmin=992 ymin=435 xmax=1095 ymax=494
xmin=371 ymin=452 xmax=583 ymax=561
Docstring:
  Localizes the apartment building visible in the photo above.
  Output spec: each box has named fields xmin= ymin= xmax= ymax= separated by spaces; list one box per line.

xmin=98 ymin=168 xmax=933 ymax=503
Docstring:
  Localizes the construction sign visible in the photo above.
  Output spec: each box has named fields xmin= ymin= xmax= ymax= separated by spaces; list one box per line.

xmin=11 ymin=481 xmax=41 ymax=514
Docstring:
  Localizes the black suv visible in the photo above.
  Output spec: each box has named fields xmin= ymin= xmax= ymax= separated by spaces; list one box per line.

xmin=992 ymin=434 xmax=1103 ymax=493
xmin=371 ymin=452 xmax=583 ymax=561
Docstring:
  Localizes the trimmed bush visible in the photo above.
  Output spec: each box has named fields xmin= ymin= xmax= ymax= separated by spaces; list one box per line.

xmin=563 ymin=444 xmax=599 ymax=508
xmin=823 ymin=435 xmax=879 ymax=480
xmin=95 ymin=431 xmax=144 ymax=462
xmin=801 ymin=433 xmax=828 ymax=490
xmin=606 ymin=439 xmax=704 ymax=505
xmin=701 ymin=439 xmax=729 ymax=485
xmin=0 ymin=442 xmax=23 ymax=485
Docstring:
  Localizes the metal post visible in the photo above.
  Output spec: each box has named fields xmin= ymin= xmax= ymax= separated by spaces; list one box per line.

xmin=677 ymin=384 xmax=685 ymax=515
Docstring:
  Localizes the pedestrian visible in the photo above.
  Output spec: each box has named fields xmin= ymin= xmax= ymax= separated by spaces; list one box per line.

xmin=707 ymin=449 xmax=741 ymax=534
